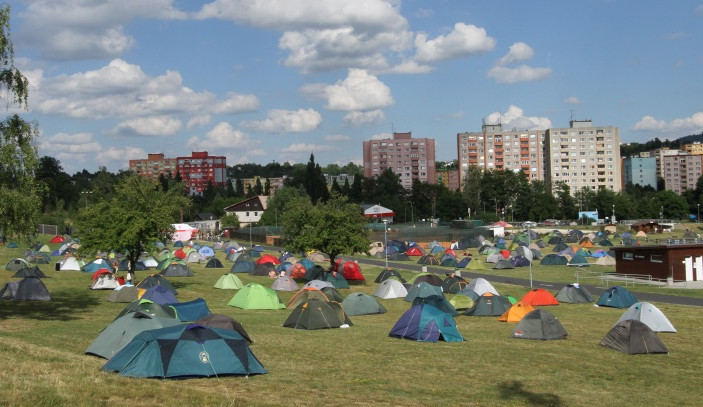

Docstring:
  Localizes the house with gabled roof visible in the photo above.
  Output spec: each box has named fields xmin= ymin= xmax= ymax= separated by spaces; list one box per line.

xmin=224 ymin=196 xmax=268 ymax=226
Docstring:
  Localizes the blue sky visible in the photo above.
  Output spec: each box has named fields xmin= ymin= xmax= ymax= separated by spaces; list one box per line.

xmin=7 ymin=1 xmax=703 ymax=174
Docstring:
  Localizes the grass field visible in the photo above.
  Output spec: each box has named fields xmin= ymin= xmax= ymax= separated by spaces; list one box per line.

xmin=1 ymin=236 xmax=703 ymax=406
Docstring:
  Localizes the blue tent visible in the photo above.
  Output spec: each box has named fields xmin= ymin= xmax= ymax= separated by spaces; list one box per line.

xmin=388 ymin=304 xmax=464 ymax=342
xmin=596 ymin=286 xmax=638 ymax=308
xmin=230 ymin=259 xmax=255 ymax=274
xmin=298 ymin=258 xmax=315 ymax=271
xmin=404 ymin=282 xmax=443 ymax=302
xmin=198 ymin=246 xmax=215 ymax=258
xmin=166 ymin=298 xmax=212 ymax=321
xmin=101 ymin=324 xmax=267 ymax=378
xmin=457 ymin=257 xmax=471 ymax=268
xmin=141 ymin=285 xmax=178 ymax=305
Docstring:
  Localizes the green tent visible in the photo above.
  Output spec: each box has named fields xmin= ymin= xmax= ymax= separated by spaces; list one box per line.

xmin=227 ymin=283 xmax=285 ymax=310
xmin=283 ymin=298 xmax=352 ymax=330
xmin=374 ymin=268 xmax=406 ymax=283
xmin=114 ymin=299 xmax=177 ymax=320
xmin=404 ymin=282 xmax=443 ymax=302
xmin=341 ymin=292 xmax=386 ymax=316
xmin=512 ymin=309 xmax=568 ymax=340
xmin=449 ymin=294 xmax=475 ymax=310
xmin=462 ymin=295 xmax=512 ymax=316
xmin=466 ymin=258 xmax=486 ymax=270
xmin=540 ymin=254 xmax=568 ymax=266
xmin=441 ymin=276 xmax=468 ymax=294
xmin=567 ymin=254 xmax=590 ymax=267
xmin=214 ymin=274 xmax=243 ymax=289
xmin=555 ymin=284 xmax=594 ymax=303
xmin=85 ymin=311 xmax=180 ymax=359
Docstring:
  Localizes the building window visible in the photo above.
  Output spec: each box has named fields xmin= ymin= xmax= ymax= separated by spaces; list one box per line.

xmin=650 ymin=254 xmax=663 ymax=263
xmin=623 ymin=252 xmax=633 ymax=260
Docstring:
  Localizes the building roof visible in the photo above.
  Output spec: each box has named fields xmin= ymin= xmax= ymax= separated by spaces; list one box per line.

xmin=223 ymin=195 xmax=268 ymax=213
xmin=195 ymin=212 xmax=216 ymax=221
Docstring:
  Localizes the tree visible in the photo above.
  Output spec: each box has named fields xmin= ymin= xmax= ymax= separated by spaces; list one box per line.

xmin=303 ymin=153 xmax=329 ymax=204
xmin=0 ymin=6 xmax=29 ymax=109
xmin=281 ymin=193 xmax=370 ymax=269
xmin=219 ymin=213 xmax=240 ymax=229
xmin=253 ymin=178 xmax=263 ymax=195
xmin=258 ymin=185 xmax=304 ymax=226
xmin=461 ymin=165 xmax=483 ymax=217
xmin=264 ymin=178 xmax=271 ymax=195
xmin=74 ymin=175 xmax=190 ymax=280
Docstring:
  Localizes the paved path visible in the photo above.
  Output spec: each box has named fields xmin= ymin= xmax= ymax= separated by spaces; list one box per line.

xmin=357 ymin=257 xmax=703 ymax=307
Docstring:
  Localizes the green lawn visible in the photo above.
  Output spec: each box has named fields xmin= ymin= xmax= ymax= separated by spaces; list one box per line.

xmin=1 ymin=237 xmax=702 ymax=406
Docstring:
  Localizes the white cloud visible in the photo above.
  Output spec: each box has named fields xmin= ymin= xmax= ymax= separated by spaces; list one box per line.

xmin=344 ymin=110 xmax=386 ymax=126
xmin=487 ymin=65 xmax=552 ymax=84
xmin=96 ymin=146 xmax=149 ymax=168
xmin=38 ymin=131 xmax=146 ymax=173
xmin=633 ymin=112 xmax=703 ymax=132
xmin=485 ymin=105 xmax=552 ymax=130
xmin=241 ymin=109 xmax=322 ymax=133
xmin=564 ymin=97 xmax=582 ymax=105
xmin=496 ymin=42 xmax=534 ymax=66
xmin=111 ymin=116 xmax=182 ymax=137
xmin=30 ymin=59 xmax=258 ymax=121
xmin=18 ymin=0 xmax=187 ymax=60
xmin=324 ymin=134 xmax=351 ymax=142
xmin=414 ymin=23 xmax=496 ymax=63
xmin=280 ymin=143 xmax=337 ymax=154
xmin=305 ymin=69 xmax=393 ymax=111
xmin=187 ymin=122 xmax=259 ymax=150
xmin=186 ymin=115 xmax=212 ymax=129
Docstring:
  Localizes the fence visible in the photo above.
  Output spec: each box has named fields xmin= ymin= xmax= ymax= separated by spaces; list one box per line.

xmin=36 ymin=224 xmax=59 ymax=236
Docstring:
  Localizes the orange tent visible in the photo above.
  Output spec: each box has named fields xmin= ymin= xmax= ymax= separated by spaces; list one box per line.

xmin=288 ymin=263 xmax=307 ymax=279
xmin=256 ymin=254 xmax=281 ymax=265
xmin=580 ymin=240 xmax=594 ymax=248
xmin=521 ymin=288 xmax=559 ymax=306
xmin=498 ymin=301 xmax=535 ymax=322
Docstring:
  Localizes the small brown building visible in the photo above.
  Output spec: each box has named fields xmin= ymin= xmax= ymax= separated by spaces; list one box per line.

xmin=629 ymin=220 xmax=661 ymax=234
xmin=611 ymin=244 xmax=703 ymax=281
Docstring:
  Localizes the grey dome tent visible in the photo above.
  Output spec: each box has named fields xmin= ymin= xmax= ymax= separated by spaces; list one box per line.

xmin=555 ymin=283 xmax=594 ymax=303
xmin=614 ymin=302 xmax=676 ymax=333
xmin=341 ymin=292 xmax=386 ymax=316
xmin=205 ymin=258 xmax=224 ymax=268
xmin=137 ymin=274 xmax=178 ymax=295
xmin=373 ymin=279 xmax=408 ymax=299
xmin=5 ymin=258 xmax=31 ymax=272
xmin=540 ymin=254 xmax=568 ymax=266
xmin=600 ymin=319 xmax=669 ymax=354
xmin=283 ymin=298 xmax=352 ymax=330
xmin=194 ymin=314 xmax=253 ymax=344
xmin=466 ymin=278 xmax=499 ymax=296
xmin=160 ymin=263 xmax=193 ymax=277
xmin=462 ymin=294 xmax=511 ymax=316
xmin=374 ymin=268 xmax=406 ymax=283
xmin=13 ymin=266 xmax=47 ymax=278
xmin=412 ymin=295 xmax=458 ymax=317
xmin=511 ymin=309 xmax=568 ymax=340
xmin=107 ymin=285 xmax=139 ymax=303
xmin=0 ymin=277 xmax=51 ymax=301
xmin=271 ymin=275 xmax=299 ymax=291
xmin=404 ymin=282 xmax=444 ymax=302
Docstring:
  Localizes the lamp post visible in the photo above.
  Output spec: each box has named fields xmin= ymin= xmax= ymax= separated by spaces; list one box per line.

xmin=660 ymin=206 xmax=664 ymax=220
xmin=249 ymin=223 xmax=253 ymax=249
xmin=698 ymin=203 xmax=700 ymax=223
xmin=612 ymin=204 xmax=615 ymax=224
xmin=526 ymin=222 xmax=533 ymax=288
xmin=383 ymin=220 xmax=389 ymax=269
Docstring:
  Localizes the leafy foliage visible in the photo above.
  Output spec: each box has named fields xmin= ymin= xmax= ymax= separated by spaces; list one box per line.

xmin=281 ymin=194 xmax=370 ymax=268
xmin=74 ymin=176 xmax=190 ymax=274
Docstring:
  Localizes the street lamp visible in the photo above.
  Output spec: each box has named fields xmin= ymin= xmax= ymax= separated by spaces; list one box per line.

xmin=249 ymin=223 xmax=253 ymax=249
xmin=698 ymin=203 xmax=700 ymax=223
xmin=382 ymin=220 xmax=389 ymax=269
xmin=612 ymin=204 xmax=615 ymax=224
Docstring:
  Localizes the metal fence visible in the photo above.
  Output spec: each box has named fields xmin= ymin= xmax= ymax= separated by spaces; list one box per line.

xmin=36 ymin=224 xmax=59 ymax=236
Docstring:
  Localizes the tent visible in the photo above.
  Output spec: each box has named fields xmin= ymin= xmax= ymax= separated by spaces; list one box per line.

xmin=512 ymin=310 xmax=568 ymax=340
xmin=230 ymin=258 xmax=255 ymax=274
xmin=49 ymin=235 xmax=66 ymax=244
xmin=287 ymin=287 xmax=330 ymax=310
xmin=374 ymin=268 xmax=406 ymax=283
xmin=540 ymin=254 xmax=568 ymax=266
xmin=596 ymin=286 xmax=638 ymax=308
xmin=227 ymin=283 xmax=285 ymax=310
xmin=115 ymin=299 xmax=177 ymax=320
xmin=567 ymin=254 xmax=590 ymax=267
xmin=493 ymin=259 xmax=515 ymax=269
xmin=271 ymin=275 xmax=299 ymax=291
xmin=59 ymin=256 xmax=82 ymax=271
xmin=555 ymin=283 xmax=594 ymax=303
xmin=141 ymin=285 xmax=178 ymax=305
xmin=197 ymin=246 xmax=215 ymax=258
xmin=160 ymin=263 xmax=193 ymax=277
xmin=412 ymin=295 xmax=458 ymax=317
xmin=5 ymin=258 xmax=31 ymax=272
xmin=462 ymin=294 xmax=512 ymax=316
xmin=336 ymin=260 xmax=365 ymax=281
xmin=406 ymin=247 xmax=424 ymax=256
xmin=251 ymin=262 xmax=276 ymax=277
xmin=101 ymin=324 xmax=267 ymax=378
xmin=466 ymin=258 xmax=486 ymax=270
xmin=449 ymin=294 xmax=475 ymax=311
xmin=466 ymin=278 xmax=499 ymax=296
xmin=306 ymin=252 xmax=329 ymax=263
xmin=600 ymin=319 xmax=669 ymax=354
xmin=213 ymin=273 xmax=244 ymax=289
xmin=341 ymin=292 xmax=386 ymax=316
xmin=107 ymin=285 xmax=139 ymax=303
xmin=614 ymin=302 xmax=676 ymax=333
xmin=441 ymin=276 xmax=468 ymax=294
xmin=373 ymin=279 xmax=408 ymax=299
xmin=304 ymin=279 xmax=334 ymax=290
xmin=194 ymin=314 xmax=253 ymax=344
xmin=388 ymin=304 xmax=464 ymax=343
xmin=417 ymin=255 xmax=440 ymax=266
xmin=521 ymin=288 xmax=559 ymax=306
xmin=91 ymin=271 xmax=121 ymax=290
xmin=595 ymin=255 xmax=616 ymax=266
xmin=13 ymin=266 xmax=47 ymax=278
xmin=283 ymin=299 xmax=352 ymax=330
xmin=205 ymin=258 xmax=224 ymax=268
xmin=166 ymin=298 xmax=211 ymax=321
xmin=0 ymin=277 xmax=51 ymax=301
xmin=85 ymin=311 xmax=180 ymax=359
xmin=498 ymin=301 xmax=535 ymax=322
xmin=137 ymin=275 xmax=178 ymax=295
xmin=404 ymin=282 xmax=444 ymax=302
xmin=407 ymin=273 xmax=443 ymax=287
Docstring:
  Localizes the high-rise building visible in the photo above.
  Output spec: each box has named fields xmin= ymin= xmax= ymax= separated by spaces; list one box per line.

xmin=683 ymin=142 xmax=703 ymax=155
xmin=362 ymin=132 xmax=436 ymax=189
xmin=623 ymin=157 xmax=657 ymax=189
xmin=436 ymin=169 xmax=460 ymax=191
xmin=545 ymin=120 xmax=621 ymax=193
xmin=176 ymin=151 xmax=227 ymax=196
xmin=129 ymin=153 xmax=177 ymax=180
xmin=651 ymin=147 xmax=681 ymax=178
xmin=456 ymin=124 xmax=547 ymax=189
xmin=662 ymin=154 xmax=703 ymax=194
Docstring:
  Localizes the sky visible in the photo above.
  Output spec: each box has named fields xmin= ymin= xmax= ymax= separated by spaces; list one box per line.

xmin=6 ymin=0 xmax=703 ymax=174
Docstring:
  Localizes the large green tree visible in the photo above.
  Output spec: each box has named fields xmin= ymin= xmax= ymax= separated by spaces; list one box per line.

xmin=74 ymin=175 xmax=190 ymax=279
xmin=0 ymin=6 xmax=42 ymax=242
xmin=281 ymin=193 xmax=370 ymax=269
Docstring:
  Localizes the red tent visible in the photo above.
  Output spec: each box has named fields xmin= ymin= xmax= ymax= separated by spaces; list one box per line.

xmin=500 ymin=250 xmax=511 ymax=258
xmin=445 ymin=248 xmax=457 ymax=257
xmin=256 ymin=254 xmax=281 ymax=265
xmin=521 ymin=288 xmax=559 ymax=306
xmin=288 ymin=263 xmax=307 ymax=279
xmin=173 ymin=249 xmax=186 ymax=260
xmin=49 ymin=235 xmax=65 ymax=243
xmin=92 ymin=268 xmax=112 ymax=280
xmin=406 ymin=247 xmax=423 ymax=256
xmin=336 ymin=260 xmax=365 ymax=281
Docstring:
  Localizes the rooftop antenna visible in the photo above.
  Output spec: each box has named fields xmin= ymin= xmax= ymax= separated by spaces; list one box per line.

xmin=570 ymin=109 xmax=574 ymax=121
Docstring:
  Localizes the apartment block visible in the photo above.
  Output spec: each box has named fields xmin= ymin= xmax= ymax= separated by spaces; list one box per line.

xmin=683 ymin=142 xmax=703 ymax=155
xmin=436 ymin=169 xmax=460 ymax=191
xmin=129 ymin=153 xmax=177 ymax=180
xmin=545 ymin=120 xmax=621 ymax=193
xmin=176 ymin=151 xmax=227 ymax=196
xmin=457 ymin=124 xmax=546 ymax=189
xmin=363 ymin=132 xmax=436 ymax=189
xmin=662 ymin=154 xmax=703 ymax=194
xmin=651 ymin=148 xmax=681 ymax=178
xmin=623 ymin=157 xmax=657 ymax=189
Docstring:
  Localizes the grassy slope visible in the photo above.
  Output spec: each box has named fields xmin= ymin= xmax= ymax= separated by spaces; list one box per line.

xmin=1 ymin=236 xmax=702 ymax=406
